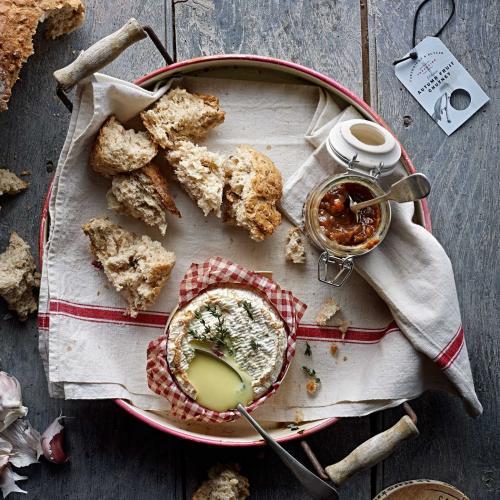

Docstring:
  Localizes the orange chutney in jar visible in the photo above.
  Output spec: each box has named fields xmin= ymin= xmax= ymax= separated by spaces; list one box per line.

xmin=318 ymin=182 xmax=381 ymax=246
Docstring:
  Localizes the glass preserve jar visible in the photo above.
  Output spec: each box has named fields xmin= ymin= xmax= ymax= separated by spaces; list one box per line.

xmin=304 ymin=118 xmax=401 ymax=286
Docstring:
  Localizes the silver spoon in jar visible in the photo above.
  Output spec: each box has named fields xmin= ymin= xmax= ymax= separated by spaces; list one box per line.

xmin=194 ymin=348 xmax=339 ymax=499
xmin=349 ymin=173 xmax=431 ymax=217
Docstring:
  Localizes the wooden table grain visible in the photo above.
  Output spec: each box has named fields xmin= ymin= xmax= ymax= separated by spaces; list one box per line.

xmin=0 ymin=1 xmax=497 ymax=498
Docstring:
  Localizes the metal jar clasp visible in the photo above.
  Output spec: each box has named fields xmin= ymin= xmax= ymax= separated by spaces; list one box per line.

xmin=317 ymin=252 xmax=354 ymax=287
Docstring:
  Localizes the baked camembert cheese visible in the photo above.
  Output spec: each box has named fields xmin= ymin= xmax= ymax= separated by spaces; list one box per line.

xmin=167 ymin=286 xmax=287 ymax=412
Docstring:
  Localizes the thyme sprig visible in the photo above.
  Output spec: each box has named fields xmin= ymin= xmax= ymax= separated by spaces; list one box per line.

xmin=205 ymin=304 xmax=222 ymax=319
xmin=240 ymin=301 xmax=254 ymax=320
xmin=250 ymin=339 xmax=260 ymax=352
xmin=304 ymin=342 xmax=312 ymax=356
xmin=302 ymin=366 xmax=321 ymax=384
xmin=194 ymin=310 xmax=211 ymax=334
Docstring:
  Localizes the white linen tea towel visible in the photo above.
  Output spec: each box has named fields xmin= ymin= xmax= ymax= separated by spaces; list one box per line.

xmin=282 ymin=91 xmax=482 ymax=416
xmin=39 ymin=74 xmax=481 ymax=421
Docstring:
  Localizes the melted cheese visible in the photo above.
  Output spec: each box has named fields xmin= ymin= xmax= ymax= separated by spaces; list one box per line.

xmin=167 ymin=286 xmax=287 ymax=409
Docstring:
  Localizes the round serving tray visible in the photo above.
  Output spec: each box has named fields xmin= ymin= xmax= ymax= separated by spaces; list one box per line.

xmin=41 ymin=54 xmax=431 ymax=447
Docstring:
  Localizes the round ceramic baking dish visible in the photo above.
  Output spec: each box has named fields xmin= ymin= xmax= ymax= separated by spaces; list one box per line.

xmin=42 ymin=23 xmax=431 ymax=447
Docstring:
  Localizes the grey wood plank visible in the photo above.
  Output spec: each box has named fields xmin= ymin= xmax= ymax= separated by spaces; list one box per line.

xmin=0 ymin=2 xmax=186 ymax=499
xmin=368 ymin=0 xmax=499 ymax=498
xmin=173 ymin=1 xmax=372 ymax=498
xmin=174 ymin=0 xmax=365 ymax=97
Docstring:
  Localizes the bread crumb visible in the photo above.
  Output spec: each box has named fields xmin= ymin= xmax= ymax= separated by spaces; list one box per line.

xmin=330 ymin=343 xmax=338 ymax=357
xmin=285 ymin=227 xmax=306 ymax=264
xmin=0 ymin=233 xmax=40 ymax=320
xmin=315 ymin=298 xmax=340 ymax=326
xmin=338 ymin=319 xmax=351 ymax=340
xmin=0 ymin=169 xmax=28 ymax=197
xmin=192 ymin=464 xmax=249 ymax=500
xmin=306 ymin=379 xmax=319 ymax=395
xmin=294 ymin=409 xmax=304 ymax=425
xmin=19 ymin=170 xmax=31 ymax=176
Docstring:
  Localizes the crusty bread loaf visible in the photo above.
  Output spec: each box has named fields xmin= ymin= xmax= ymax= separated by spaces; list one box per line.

xmin=90 ymin=116 xmax=158 ymax=177
xmin=0 ymin=233 xmax=40 ymax=320
xmin=82 ymin=218 xmax=175 ymax=317
xmin=0 ymin=169 xmax=28 ymax=196
xmin=107 ymin=163 xmax=180 ymax=235
xmin=166 ymin=140 xmax=226 ymax=217
xmin=192 ymin=464 xmax=249 ymax=500
xmin=224 ymin=145 xmax=282 ymax=241
xmin=0 ymin=0 xmax=85 ymax=112
xmin=285 ymin=227 xmax=306 ymax=264
xmin=141 ymin=88 xmax=225 ymax=150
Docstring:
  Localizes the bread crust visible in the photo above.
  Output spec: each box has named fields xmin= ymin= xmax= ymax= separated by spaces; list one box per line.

xmin=0 ymin=0 xmax=85 ymax=112
xmin=224 ymin=145 xmax=283 ymax=241
xmin=141 ymin=164 xmax=180 ymax=218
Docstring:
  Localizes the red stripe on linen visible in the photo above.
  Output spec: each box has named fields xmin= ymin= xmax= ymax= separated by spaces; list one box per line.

xmin=434 ymin=325 xmax=464 ymax=370
xmin=297 ymin=321 xmax=398 ymax=343
xmin=49 ymin=300 xmax=168 ymax=328
xmin=38 ymin=313 xmax=49 ymax=329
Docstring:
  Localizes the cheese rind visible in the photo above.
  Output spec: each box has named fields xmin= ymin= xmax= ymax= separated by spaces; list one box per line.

xmin=167 ymin=286 xmax=287 ymax=404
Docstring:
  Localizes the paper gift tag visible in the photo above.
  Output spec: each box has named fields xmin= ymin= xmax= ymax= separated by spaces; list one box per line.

xmin=395 ymin=37 xmax=489 ymax=135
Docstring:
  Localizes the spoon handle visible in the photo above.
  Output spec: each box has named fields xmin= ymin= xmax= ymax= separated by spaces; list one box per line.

xmin=350 ymin=192 xmax=390 ymax=212
xmin=237 ymin=404 xmax=339 ymax=500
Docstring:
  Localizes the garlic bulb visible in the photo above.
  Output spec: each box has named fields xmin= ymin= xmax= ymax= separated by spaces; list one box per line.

xmin=0 ymin=466 xmax=27 ymax=498
xmin=0 ymin=373 xmax=27 ymax=433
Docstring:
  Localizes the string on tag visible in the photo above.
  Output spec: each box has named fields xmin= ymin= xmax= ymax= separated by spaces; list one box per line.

xmin=393 ymin=0 xmax=456 ymax=65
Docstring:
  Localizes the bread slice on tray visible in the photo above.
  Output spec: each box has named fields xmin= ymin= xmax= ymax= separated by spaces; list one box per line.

xmin=0 ymin=0 xmax=85 ymax=112
xmin=82 ymin=218 xmax=175 ymax=317
xmin=224 ymin=145 xmax=283 ymax=241
xmin=0 ymin=169 xmax=28 ymax=198
xmin=90 ymin=116 xmax=158 ymax=177
xmin=0 ymin=233 xmax=40 ymax=321
xmin=141 ymin=88 xmax=225 ymax=150
xmin=166 ymin=140 xmax=226 ymax=217
xmin=107 ymin=163 xmax=180 ymax=235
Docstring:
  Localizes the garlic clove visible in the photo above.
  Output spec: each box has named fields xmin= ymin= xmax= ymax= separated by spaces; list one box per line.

xmin=0 ymin=373 xmax=27 ymax=433
xmin=0 ymin=465 xmax=27 ymax=498
xmin=0 ymin=408 xmax=28 ymax=434
xmin=41 ymin=416 xmax=68 ymax=464
xmin=0 ymin=373 xmax=23 ymax=410
xmin=0 ymin=438 xmax=12 ymax=475
xmin=0 ymin=419 xmax=42 ymax=468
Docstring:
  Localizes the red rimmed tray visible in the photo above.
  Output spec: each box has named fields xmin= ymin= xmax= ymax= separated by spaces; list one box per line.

xmin=42 ymin=40 xmax=430 ymax=447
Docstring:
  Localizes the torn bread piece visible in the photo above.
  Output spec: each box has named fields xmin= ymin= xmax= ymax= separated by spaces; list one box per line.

xmin=192 ymin=464 xmax=249 ymax=500
xmin=166 ymin=140 xmax=225 ymax=217
xmin=141 ymin=88 xmax=225 ymax=150
xmin=107 ymin=163 xmax=180 ymax=235
xmin=82 ymin=218 xmax=175 ymax=317
xmin=0 ymin=169 xmax=28 ymax=199
xmin=90 ymin=116 xmax=158 ymax=177
xmin=0 ymin=0 xmax=85 ymax=112
xmin=0 ymin=233 xmax=40 ymax=321
xmin=224 ymin=145 xmax=283 ymax=241
xmin=315 ymin=298 xmax=340 ymax=326
xmin=285 ymin=227 xmax=306 ymax=264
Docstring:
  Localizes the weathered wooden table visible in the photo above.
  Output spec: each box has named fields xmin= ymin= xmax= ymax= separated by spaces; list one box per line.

xmin=1 ymin=1 xmax=498 ymax=498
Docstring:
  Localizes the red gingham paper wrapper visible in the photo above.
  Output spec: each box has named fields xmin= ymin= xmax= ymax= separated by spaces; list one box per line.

xmin=146 ymin=256 xmax=307 ymax=422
